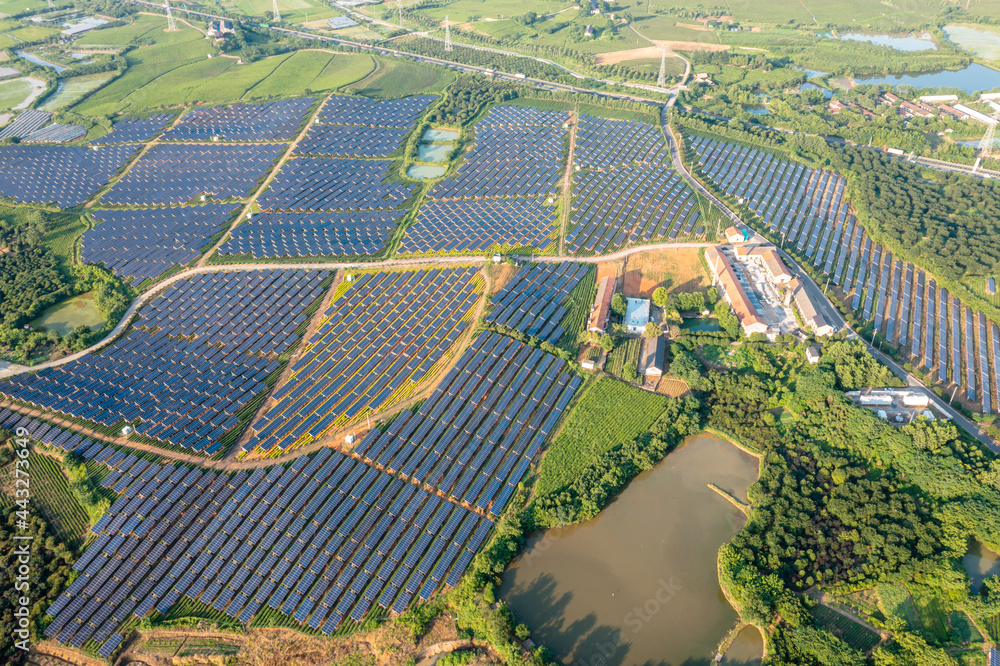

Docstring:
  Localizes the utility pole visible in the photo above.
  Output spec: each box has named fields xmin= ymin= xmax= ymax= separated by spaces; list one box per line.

xmin=949 ymin=385 xmax=959 ymax=405
xmin=445 ymin=15 xmax=452 ymax=52
xmin=165 ymin=0 xmax=177 ymax=31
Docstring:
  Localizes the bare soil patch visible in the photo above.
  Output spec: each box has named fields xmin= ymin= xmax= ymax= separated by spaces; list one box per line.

xmin=595 ymin=46 xmax=671 ymax=65
xmin=622 ymin=248 xmax=709 ymax=298
xmin=650 ymin=39 xmax=729 ymax=52
xmin=656 ymin=376 xmax=690 ymax=397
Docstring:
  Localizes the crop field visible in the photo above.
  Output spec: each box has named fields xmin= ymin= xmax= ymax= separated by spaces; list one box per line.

xmin=353 ymin=331 xmax=581 ymax=515
xmin=39 ymin=73 xmax=115 ymax=112
xmin=623 ymin=247 xmax=709 ymax=297
xmin=536 ymin=377 xmax=668 ymax=496
xmin=0 ymin=77 xmax=37 ymax=110
xmin=243 ymin=267 xmax=482 ymax=455
xmin=605 ymin=337 xmax=643 ymax=378
xmin=1 ymin=270 xmax=331 ymax=455
xmin=486 ymin=263 xmax=590 ymax=343
xmin=43 ymin=440 xmax=495 ymax=656
xmin=557 ymin=265 xmax=598 ymax=344
xmin=26 ymin=452 xmax=90 ymax=548
xmin=877 ymin=583 xmax=923 ymax=633
xmin=811 ymin=604 xmax=881 ymax=652
xmin=908 ymin=584 xmax=952 ymax=643
xmin=689 ymin=132 xmax=1000 ymax=414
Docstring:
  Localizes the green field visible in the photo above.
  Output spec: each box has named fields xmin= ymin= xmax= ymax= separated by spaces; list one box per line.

xmin=223 ymin=0 xmax=336 ymax=22
xmin=878 ymin=583 xmax=923 ymax=633
xmin=0 ymin=0 xmax=47 ymax=15
xmin=9 ymin=23 xmax=57 ymax=40
xmin=345 ymin=58 xmax=453 ymax=98
xmin=40 ymin=72 xmax=114 ymax=111
xmin=74 ymin=15 xmax=165 ymax=46
xmin=908 ymin=583 xmax=952 ymax=644
xmin=0 ymin=76 xmax=34 ymax=109
xmin=811 ymin=604 xmax=881 ymax=652
xmin=72 ymin=18 xmax=377 ymax=115
xmin=25 ymin=452 xmax=89 ymax=548
xmin=605 ymin=337 xmax=643 ymax=377
xmin=536 ymin=377 xmax=668 ymax=495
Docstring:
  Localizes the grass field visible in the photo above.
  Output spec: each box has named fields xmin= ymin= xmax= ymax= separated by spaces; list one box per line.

xmin=878 ymin=583 xmax=923 ymax=633
xmin=0 ymin=77 xmax=34 ymax=109
xmin=10 ymin=23 xmax=57 ymax=40
xmin=73 ymin=18 xmax=376 ymax=115
xmin=985 ymin=611 xmax=1000 ymax=641
xmin=74 ymin=15 xmax=165 ymax=46
xmin=811 ymin=604 xmax=881 ymax=652
xmin=623 ymin=247 xmax=708 ymax=298
xmin=222 ymin=0 xmax=337 ymax=22
xmin=536 ymin=377 xmax=668 ymax=495
xmin=908 ymin=583 xmax=953 ymax=644
xmin=345 ymin=58 xmax=453 ymax=98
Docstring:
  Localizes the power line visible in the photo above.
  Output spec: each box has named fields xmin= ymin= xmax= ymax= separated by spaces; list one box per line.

xmin=444 ymin=15 xmax=452 ymax=52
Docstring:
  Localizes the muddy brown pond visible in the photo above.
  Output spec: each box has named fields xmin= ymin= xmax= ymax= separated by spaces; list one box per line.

xmin=500 ymin=433 xmax=762 ymax=666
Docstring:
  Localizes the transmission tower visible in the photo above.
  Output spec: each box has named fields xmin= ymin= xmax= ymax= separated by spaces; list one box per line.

xmin=444 ymin=15 xmax=452 ymax=51
xmin=979 ymin=120 xmax=999 ymax=162
xmin=47 ymin=0 xmax=53 ymax=7
xmin=657 ymin=48 xmax=667 ymax=88
xmin=165 ymin=0 xmax=177 ymax=31
xmin=397 ymin=0 xmax=403 ymax=28
xmin=272 ymin=0 xmax=280 ymax=22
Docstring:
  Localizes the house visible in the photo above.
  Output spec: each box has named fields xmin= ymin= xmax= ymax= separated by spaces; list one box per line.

xmin=705 ymin=246 xmax=768 ymax=336
xmin=625 ymin=298 xmax=650 ymax=334
xmin=643 ymin=337 xmax=665 ymax=378
xmin=692 ymin=72 xmax=714 ymax=85
xmin=751 ymin=247 xmax=792 ymax=284
xmin=584 ymin=25 xmax=594 ymax=38
xmin=938 ymin=104 xmax=969 ymax=120
xmin=725 ymin=226 xmax=749 ymax=243
xmin=828 ymin=100 xmax=848 ymax=114
xmin=588 ymin=276 xmax=613 ymax=333
xmin=806 ymin=344 xmax=821 ymax=364
xmin=207 ymin=19 xmax=235 ymax=38
xmin=788 ymin=280 xmax=836 ymax=336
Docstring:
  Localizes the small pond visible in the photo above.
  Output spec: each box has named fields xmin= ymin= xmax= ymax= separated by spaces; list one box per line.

xmin=31 ymin=292 xmax=104 ymax=336
xmin=800 ymin=82 xmax=833 ymax=99
xmin=720 ymin=626 xmax=764 ymax=666
xmin=407 ymin=165 xmax=446 ymax=179
xmin=964 ymin=540 xmax=1000 ymax=591
xmin=416 ymin=143 xmax=452 ymax=162
xmin=681 ymin=317 xmax=722 ymax=332
xmin=16 ymin=50 xmax=69 ymax=73
xmin=422 ymin=128 xmax=459 ymax=141
xmin=840 ymin=31 xmax=937 ymax=52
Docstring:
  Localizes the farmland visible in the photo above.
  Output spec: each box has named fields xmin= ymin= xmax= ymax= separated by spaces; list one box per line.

xmin=810 ymin=604 xmax=881 ymax=653
xmin=536 ymin=377 xmax=668 ymax=496
xmin=25 ymin=451 xmax=90 ymax=548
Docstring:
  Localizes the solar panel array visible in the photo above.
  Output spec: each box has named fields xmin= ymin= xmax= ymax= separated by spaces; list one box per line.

xmin=0 ymin=406 xmax=92 ymax=452
xmin=44 ymin=443 xmax=493 ymax=654
xmin=243 ymin=267 xmax=480 ymax=454
xmin=690 ymin=134 xmax=1000 ymax=414
xmin=84 ymin=205 xmax=239 ymax=285
xmin=567 ymin=164 xmax=696 ymax=253
xmin=401 ymin=199 xmax=556 ymax=253
xmin=295 ymin=125 xmax=410 ymax=158
xmin=1 ymin=270 xmax=329 ymax=454
xmin=574 ymin=115 xmax=666 ymax=170
xmin=258 ymin=158 xmax=413 ymax=211
xmin=0 ymin=109 xmax=51 ymax=140
xmin=103 ymin=144 xmax=284 ymax=205
xmin=354 ymin=331 xmax=581 ymax=517
xmin=23 ymin=123 xmax=86 ymax=143
xmin=164 ymin=98 xmax=314 ymax=142
xmin=426 ymin=105 xmax=566 ymax=201
xmin=91 ymin=114 xmax=173 ymax=145
xmin=318 ymin=95 xmax=435 ymax=127
xmin=218 ymin=211 xmax=402 ymax=259
xmin=0 ymin=145 xmax=137 ymax=207
xmin=485 ymin=263 xmax=589 ymax=342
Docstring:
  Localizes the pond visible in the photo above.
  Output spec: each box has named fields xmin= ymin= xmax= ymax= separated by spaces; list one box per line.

xmin=793 ymin=65 xmax=829 ymax=79
xmin=963 ymin=540 xmax=1000 ymax=591
xmin=944 ymin=24 xmax=1000 ymax=61
xmin=853 ymin=63 xmax=1000 ymax=93
xmin=16 ymin=50 xmax=69 ymax=73
xmin=30 ymin=292 xmax=104 ymax=336
xmin=407 ymin=165 xmax=446 ymax=179
xmin=799 ymin=82 xmax=833 ymax=99
xmin=422 ymin=128 xmax=459 ymax=141
xmin=416 ymin=143 xmax=452 ymax=162
xmin=720 ymin=626 xmax=764 ymax=666
xmin=500 ymin=433 xmax=761 ymax=666
xmin=840 ymin=32 xmax=937 ymax=52
xmin=681 ymin=317 xmax=721 ymax=332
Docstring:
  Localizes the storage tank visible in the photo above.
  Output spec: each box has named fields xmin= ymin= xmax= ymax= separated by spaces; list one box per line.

xmin=902 ymin=394 xmax=930 ymax=407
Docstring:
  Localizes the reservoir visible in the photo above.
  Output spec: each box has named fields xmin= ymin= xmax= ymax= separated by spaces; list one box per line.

xmin=407 ymin=165 xmax=446 ymax=179
xmin=31 ymin=292 xmax=104 ymax=336
xmin=840 ymin=32 xmax=937 ymax=52
xmin=422 ymin=128 xmax=459 ymax=141
xmin=964 ymin=540 xmax=1000 ymax=591
xmin=500 ymin=433 xmax=760 ymax=666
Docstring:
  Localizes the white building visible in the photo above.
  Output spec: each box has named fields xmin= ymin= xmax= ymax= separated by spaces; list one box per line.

xmin=625 ymin=298 xmax=650 ymax=335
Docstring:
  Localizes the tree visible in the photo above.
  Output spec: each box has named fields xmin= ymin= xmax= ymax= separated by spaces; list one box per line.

xmin=652 ymin=287 xmax=670 ymax=308
xmin=644 ymin=322 xmax=662 ymax=338
xmin=669 ymin=351 xmax=701 ymax=383
xmin=599 ymin=333 xmax=614 ymax=352
xmin=622 ymin=363 xmax=638 ymax=382
xmin=611 ymin=292 xmax=627 ymax=317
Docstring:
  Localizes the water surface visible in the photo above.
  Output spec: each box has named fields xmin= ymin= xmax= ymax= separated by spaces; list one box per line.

xmin=407 ymin=165 xmax=446 ymax=179
xmin=840 ymin=32 xmax=937 ymax=51
xmin=944 ymin=24 xmax=1000 ymax=60
xmin=31 ymin=293 xmax=104 ymax=336
xmin=854 ymin=63 xmax=1000 ymax=93
xmin=501 ymin=434 xmax=759 ymax=666
xmin=680 ymin=318 xmax=722 ymax=333
xmin=16 ymin=51 xmax=68 ymax=72
xmin=422 ymin=128 xmax=459 ymax=141
xmin=417 ymin=143 xmax=452 ymax=162
xmin=720 ymin=626 xmax=764 ymax=666
xmin=964 ymin=540 xmax=1000 ymax=591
